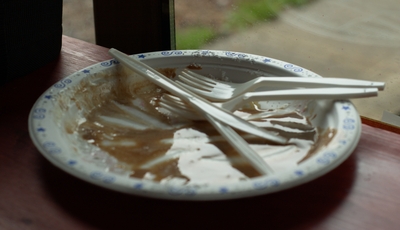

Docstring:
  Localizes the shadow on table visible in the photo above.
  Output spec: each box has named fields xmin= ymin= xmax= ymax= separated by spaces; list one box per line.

xmin=40 ymin=153 xmax=357 ymax=229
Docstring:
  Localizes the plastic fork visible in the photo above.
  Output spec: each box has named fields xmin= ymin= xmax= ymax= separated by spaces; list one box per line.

xmin=159 ymin=95 xmax=274 ymax=175
xmin=160 ymin=84 xmax=379 ymax=120
xmin=164 ymin=86 xmax=378 ymax=117
xmin=110 ymin=48 xmax=287 ymax=143
xmin=177 ymin=69 xmax=385 ymax=101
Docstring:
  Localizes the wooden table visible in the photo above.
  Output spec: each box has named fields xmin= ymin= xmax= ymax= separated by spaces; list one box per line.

xmin=1 ymin=36 xmax=400 ymax=230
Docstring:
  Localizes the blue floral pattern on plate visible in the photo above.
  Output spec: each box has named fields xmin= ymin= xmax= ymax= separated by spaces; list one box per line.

xmin=28 ymin=50 xmax=361 ymax=201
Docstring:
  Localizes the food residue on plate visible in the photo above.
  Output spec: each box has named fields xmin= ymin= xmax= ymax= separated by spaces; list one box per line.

xmin=58 ymin=65 xmax=336 ymax=186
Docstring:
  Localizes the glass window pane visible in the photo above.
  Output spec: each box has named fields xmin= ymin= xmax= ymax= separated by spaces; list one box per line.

xmin=175 ymin=0 xmax=400 ymax=123
xmin=63 ymin=0 xmax=95 ymax=43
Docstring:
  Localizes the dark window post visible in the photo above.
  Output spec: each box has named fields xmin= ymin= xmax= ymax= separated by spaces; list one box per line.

xmin=93 ymin=0 xmax=175 ymax=54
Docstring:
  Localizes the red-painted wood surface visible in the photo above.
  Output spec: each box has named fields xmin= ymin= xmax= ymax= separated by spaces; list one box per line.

xmin=1 ymin=36 xmax=399 ymax=230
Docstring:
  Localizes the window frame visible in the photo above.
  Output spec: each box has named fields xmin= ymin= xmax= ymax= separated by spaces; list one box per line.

xmin=93 ymin=0 xmax=175 ymax=54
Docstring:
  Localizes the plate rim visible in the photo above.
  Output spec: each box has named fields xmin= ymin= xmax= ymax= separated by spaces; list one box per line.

xmin=28 ymin=49 xmax=361 ymax=200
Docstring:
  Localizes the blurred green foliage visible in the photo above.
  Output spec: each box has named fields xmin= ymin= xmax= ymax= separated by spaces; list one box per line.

xmin=176 ymin=0 xmax=313 ymax=49
xmin=176 ymin=27 xmax=217 ymax=50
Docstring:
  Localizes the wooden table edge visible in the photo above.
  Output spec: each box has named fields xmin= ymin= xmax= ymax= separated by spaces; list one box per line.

xmin=361 ymin=116 xmax=400 ymax=134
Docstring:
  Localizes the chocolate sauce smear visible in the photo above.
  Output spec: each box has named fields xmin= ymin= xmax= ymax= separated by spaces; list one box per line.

xmin=63 ymin=66 xmax=336 ymax=186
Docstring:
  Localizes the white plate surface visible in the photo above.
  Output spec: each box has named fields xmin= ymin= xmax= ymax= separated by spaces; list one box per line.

xmin=29 ymin=50 xmax=361 ymax=200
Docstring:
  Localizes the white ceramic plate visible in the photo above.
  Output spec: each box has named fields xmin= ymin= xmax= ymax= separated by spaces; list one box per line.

xmin=29 ymin=50 xmax=361 ymax=200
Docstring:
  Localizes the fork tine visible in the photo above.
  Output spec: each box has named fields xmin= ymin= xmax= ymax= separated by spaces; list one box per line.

xmin=182 ymin=70 xmax=232 ymax=90
xmin=160 ymin=94 xmax=201 ymax=120
xmin=159 ymin=101 xmax=198 ymax=120
xmin=183 ymin=69 xmax=217 ymax=85
xmin=175 ymin=80 xmax=215 ymax=98
xmin=178 ymin=72 xmax=215 ymax=89
xmin=161 ymin=94 xmax=187 ymax=108
xmin=159 ymin=101 xmax=186 ymax=117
